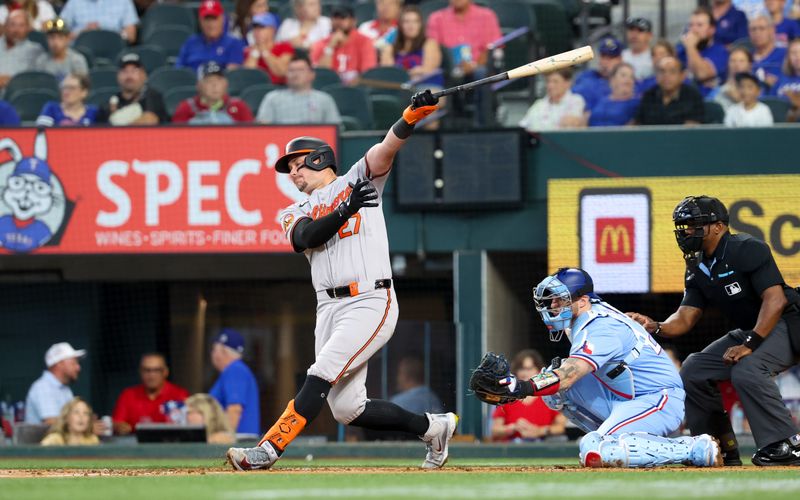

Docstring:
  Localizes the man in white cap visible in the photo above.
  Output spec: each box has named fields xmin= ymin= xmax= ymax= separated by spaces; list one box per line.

xmin=24 ymin=342 xmax=86 ymax=425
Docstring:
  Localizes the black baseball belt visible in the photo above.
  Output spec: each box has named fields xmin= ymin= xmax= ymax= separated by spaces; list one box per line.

xmin=325 ymin=279 xmax=392 ymax=298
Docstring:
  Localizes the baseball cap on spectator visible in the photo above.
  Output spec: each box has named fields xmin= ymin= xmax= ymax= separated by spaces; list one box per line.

xmin=198 ymin=60 xmax=225 ymax=80
xmin=45 ymin=342 xmax=86 ymax=368
xmin=331 ymin=5 xmax=355 ymax=18
xmin=734 ymin=71 xmax=767 ymax=90
xmin=199 ymin=0 xmax=224 ymax=18
xmin=43 ymin=17 xmax=70 ymax=35
xmin=252 ymin=12 xmax=279 ymax=30
xmin=625 ymin=17 xmax=653 ymax=32
xmin=214 ymin=329 xmax=245 ymax=354
xmin=598 ymin=36 xmax=623 ymax=57
xmin=119 ymin=52 xmax=144 ymax=69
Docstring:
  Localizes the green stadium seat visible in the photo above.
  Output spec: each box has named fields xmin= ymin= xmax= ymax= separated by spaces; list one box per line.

xmin=87 ymin=86 xmax=120 ymax=108
xmin=703 ymin=101 xmax=724 ymax=124
xmin=760 ymin=96 xmax=791 ymax=122
xmin=141 ymin=4 xmax=197 ymax=41
xmin=75 ymin=30 xmax=125 ymax=67
xmin=163 ymin=85 xmax=197 ymax=116
xmin=143 ymin=25 xmax=193 ymax=63
xmin=27 ymin=30 xmax=48 ymax=53
xmin=10 ymin=89 xmax=58 ymax=122
xmin=116 ymin=45 xmax=168 ymax=74
xmin=370 ymin=94 xmax=404 ymax=130
xmin=324 ymin=84 xmax=374 ymax=129
xmin=491 ymin=0 xmax=537 ymax=31
xmin=240 ymin=83 xmax=278 ymax=115
xmin=226 ymin=68 xmax=270 ymax=96
xmin=360 ymin=66 xmax=412 ymax=101
xmin=5 ymin=71 xmax=58 ymax=101
xmin=148 ymin=67 xmax=198 ymax=95
xmin=340 ymin=114 xmax=365 ymax=131
xmin=312 ymin=67 xmax=342 ymax=90
xmin=526 ymin=0 xmax=574 ymax=56
xmin=419 ymin=0 xmax=448 ymax=20
xmin=89 ymin=68 xmax=119 ymax=90
xmin=74 ymin=45 xmax=95 ymax=69
xmin=355 ymin=2 xmax=376 ymax=24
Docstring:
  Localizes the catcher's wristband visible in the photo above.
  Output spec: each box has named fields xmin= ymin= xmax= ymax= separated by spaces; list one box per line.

xmin=742 ymin=330 xmax=764 ymax=350
xmin=526 ymin=371 xmax=561 ymax=397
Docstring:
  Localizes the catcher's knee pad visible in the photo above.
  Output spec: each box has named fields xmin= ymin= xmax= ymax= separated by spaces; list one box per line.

xmin=579 ymin=431 xmax=604 ymax=467
xmin=328 ymin=395 xmax=367 ymax=425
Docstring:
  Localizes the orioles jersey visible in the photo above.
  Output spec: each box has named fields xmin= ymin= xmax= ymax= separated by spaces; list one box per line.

xmin=279 ymin=157 xmax=391 ymax=291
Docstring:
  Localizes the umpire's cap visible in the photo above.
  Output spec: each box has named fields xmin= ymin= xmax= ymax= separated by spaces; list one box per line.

xmin=275 ymin=136 xmax=337 ymax=174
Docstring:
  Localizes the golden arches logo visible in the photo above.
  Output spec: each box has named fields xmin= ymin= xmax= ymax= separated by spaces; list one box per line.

xmin=595 ymin=218 xmax=635 ymax=263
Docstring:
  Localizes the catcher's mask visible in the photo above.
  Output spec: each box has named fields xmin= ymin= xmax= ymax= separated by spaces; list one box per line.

xmin=275 ymin=136 xmax=337 ymax=174
xmin=672 ymin=195 xmax=728 ymax=266
xmin=533 ymin=267 xmax=598 ymax=342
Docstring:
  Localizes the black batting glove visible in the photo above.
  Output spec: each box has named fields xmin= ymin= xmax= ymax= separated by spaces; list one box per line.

xmin=410 ymin=89 xmax=439 ymax=110
xmin=338 ymin=179 xmax=378 ymax=218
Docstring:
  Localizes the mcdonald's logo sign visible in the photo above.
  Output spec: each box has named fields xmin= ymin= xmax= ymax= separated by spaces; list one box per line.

xmin=595 ymin=217 xmax=635 ymax=263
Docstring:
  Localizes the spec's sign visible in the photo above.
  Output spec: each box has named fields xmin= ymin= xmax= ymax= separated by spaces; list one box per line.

xmin=0 ymin=126 xmax=337 ymax=254
xmin=548 ymin=175 xmax=800 ymax=293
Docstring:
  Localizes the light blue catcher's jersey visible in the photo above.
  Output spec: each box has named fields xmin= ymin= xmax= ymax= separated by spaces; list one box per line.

xmin=568 ymin=300 xmax=682 ymax=399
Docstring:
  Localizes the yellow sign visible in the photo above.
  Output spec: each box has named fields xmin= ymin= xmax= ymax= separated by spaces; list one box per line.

xmin=548 ymin=175 xmax=800 ymax=292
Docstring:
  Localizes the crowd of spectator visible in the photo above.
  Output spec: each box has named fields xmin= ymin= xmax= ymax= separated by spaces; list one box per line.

xmin=1 ymin=0 xmax=800 ymax=131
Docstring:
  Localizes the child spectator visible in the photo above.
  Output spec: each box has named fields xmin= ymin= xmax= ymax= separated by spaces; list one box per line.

xmin=40 ymin=397 xmax=100 ymax=446
xmin=275 ymin=0 xmax=331 ymax=51
xmin=380 ymin=5 xmax=443 ymax=89
xmin=750 ymin=13 xmax=788 ymax=88
xmin=587 ymin=63 xmax=639 ymax=127
xmin=34 ymin=18 xmax=89 ymax=83
xmin=518 ymin=68 xmax=584 ymax=132
xmin=766 ymin=0 xmax=800 ymax=47
xmin=0 ymin=0 xmax=56 ymax=32
xmin=709 ymin=47 xmax=753 ymax=110
xmin=243 ymin=12 xmax=294 ymax=84
xmin=36 ymin=73 xmax=99 ymax=127
xmin=172 ymin=61 xmax=254 ymax=124
xmin=311 ymin=5 xmax=376 ymax=85
xmin=724 ymin=72 xmax=774 ymax=126
xmin=185 ymin=393 xmax=236 ymax=444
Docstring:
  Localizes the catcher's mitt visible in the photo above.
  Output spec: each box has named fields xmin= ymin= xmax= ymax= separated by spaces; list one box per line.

xmin=469 ymin=352 xmax=520 ymax=405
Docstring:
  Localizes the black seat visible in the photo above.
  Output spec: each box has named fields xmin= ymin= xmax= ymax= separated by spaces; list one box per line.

xmin=324 ymin=84 xmax=374 ymax=129
xmin=143 ymin=25 xmax=193 ymax=63
xmin=240 ymin=83 xmax=278 ymax=115
xmin=760 ymin=96 xmax=791 ymax=122
xmin=703 ymin=101 xmax=724 ymax=124
xmin=163 ymin=85 xmax=197 ymax=116
xmin=226 ymin=68 xmax=270 ymax=96
xmin=148 ymin=67 xmax=198 ymax=95
xmin=89 ymin=68 xmax=119 ymax=90
xmin=87 ymin=86 xmax=120 ymax=108
xmin=75 ymin=30 xmax=125 ymax=67
xmin=117 ymin=45 xmax=168 ymax=74
xmin=141 ymin=4 xmax=197 ymax=41
xmin=10 ymin=89 xmax=58 ymax=122
xmin=312 ymin=67 xmax=342 ymax=90
xmin=5 ymin=71 xmax=59 ymax=101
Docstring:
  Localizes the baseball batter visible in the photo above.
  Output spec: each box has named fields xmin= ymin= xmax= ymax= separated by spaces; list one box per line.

xmin=470 ymin=268 xmax=723 ymax=468
xmin=227 ymin=90 xmax=458 ymax=471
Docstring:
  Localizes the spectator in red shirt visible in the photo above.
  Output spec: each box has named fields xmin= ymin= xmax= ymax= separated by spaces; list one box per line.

xmin=311 ymin=5 xmax=377 ymax=85
xmin=490 ymin=349 xmax=567 ymax=442
xmin=172 ymin=61 xmax=254 ymax=124
xmin=243 ymin=12 xmax=294 ymax=84
xmin=112 ymin=353 xmax=189 ymax=435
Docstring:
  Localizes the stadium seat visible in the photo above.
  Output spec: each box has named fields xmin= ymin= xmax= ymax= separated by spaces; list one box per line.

xmin=490 ymin=0 xmax=537 ymax=31
xmin=360 ymin=66 xmax=412 ymax=101
xmin=89 ymin=68 xmax=119 ymax=90
xmin=312 ymin=67 xmax=342 ymax=90
xmin=27 ymin=30 xmax=48 ymax=53
xmin=163 ymin=85 xmax=197 ymax=116
xmin=240 ymin=83 xmax=278 ymax=115
xmin=87 ymin=86 xmax=120 ymax=108
xmin=703 ymin=101 xmax=724 ymax=124
xmin=419 ymin=0 xmax=449 ymax=20
xmin=75 ymin=30 xmax=125 ymax=68
xmin=116 ymin=45 xmax=168 ymax=74
xmin=355 ymin=2 xmax=376 ymax=24
xmin=370 ymin=94 xmax=404 ymax=130
xmin=5 ymin=71 xmax=58 ymax=101
xmin=143 ymin=25 xmax=193 ymax=63
xmin=340 ymin=114 xmax=365 ymax=131
xmin=148 ymin=67 xmax=198 ymax=95
xmin=226 ymin=68 xmax=270 ymax=96
xmin=9 ymin=89 xmax=58 ymax=122
xmin=760 ymin=96 xmax=791 ymax=122
xmin=526 ymin=0 xmax=574 ymax=56
xmin=324 ymin=84 xmax=374 ymax=129
xmin=73 ymin=45 xmax=95 ymax=69
xmin=141 ymin=4 xmax=197 ymax=41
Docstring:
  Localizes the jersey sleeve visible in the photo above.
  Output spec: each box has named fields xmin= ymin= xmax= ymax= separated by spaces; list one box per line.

xmin=279 ymin=202 xmax=311 ymax=252
xmin=344 ymin=156 xmax=389 ymax=195
xmin=680 ymin=268 xmax=707 ymax=309
xmin=742 ymin=238 xmax=785 ymax=296
xmin=569 ymin=321 xmax=626 ymax=372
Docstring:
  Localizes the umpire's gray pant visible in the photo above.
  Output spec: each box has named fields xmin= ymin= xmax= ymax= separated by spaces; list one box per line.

xmin=680 ymin=318 xmax=800 ymax=449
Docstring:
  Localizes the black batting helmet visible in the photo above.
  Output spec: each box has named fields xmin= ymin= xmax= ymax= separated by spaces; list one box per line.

xmin=274 ymin=136 xmax=336 ymax=174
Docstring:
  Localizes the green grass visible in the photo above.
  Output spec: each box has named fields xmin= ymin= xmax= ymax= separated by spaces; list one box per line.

xmin=1 ymin=458 xmax=799 ymax=500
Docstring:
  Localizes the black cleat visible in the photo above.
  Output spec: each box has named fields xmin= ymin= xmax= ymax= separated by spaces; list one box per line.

xmin=751 ymin=440 xmax=800 ymax=466
xmin=722 ymin=449 xmax=743 ymax=466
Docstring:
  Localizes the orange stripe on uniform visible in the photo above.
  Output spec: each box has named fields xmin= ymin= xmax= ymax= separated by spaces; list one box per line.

xmin=333 ymin=289 xmax=391 ymax=384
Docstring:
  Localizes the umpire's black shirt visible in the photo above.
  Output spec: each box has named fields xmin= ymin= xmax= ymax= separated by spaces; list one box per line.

xmin=680 ymin=232 xmax=800 ymax=330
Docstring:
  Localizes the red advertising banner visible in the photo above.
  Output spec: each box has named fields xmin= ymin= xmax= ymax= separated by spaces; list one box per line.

xmin=0 ymin=126 xmax=337 ymax=254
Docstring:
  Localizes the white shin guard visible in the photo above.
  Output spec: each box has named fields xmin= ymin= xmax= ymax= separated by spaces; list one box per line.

xmin=581 ymin=432 xmax=696 ymax=468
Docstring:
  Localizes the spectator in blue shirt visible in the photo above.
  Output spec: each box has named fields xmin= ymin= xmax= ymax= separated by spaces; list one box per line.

xmin=772 ymin=38 xmax=800 ymax=120
xmin=0 ymin=99 xmax=20 ymax=125
xmin=24 ymin=342 xmax=86 ymax=425
xmin=36 ymin=73 xmax=99 ymax=127
xmin=751 ymin=13 xmax=789 ymax=89
xmin=60 ymin=0 xmax=139 ymax=44
xmin=209 ymin=329 xmax=260 ymax=435
xmin=711 ymin=0 xmax=749 ymax=46
xmin=766 ymin=0 xmax=800 ymax=47
xmin=677 ymin=7 xmax=729 ymax=97
xmin=588 ymin=62 xmax=640 ymax=127
xmin=177 ymin=0 xmax=246 ymax=72
xmin=572 ymin=36 xmax=622 ymax=110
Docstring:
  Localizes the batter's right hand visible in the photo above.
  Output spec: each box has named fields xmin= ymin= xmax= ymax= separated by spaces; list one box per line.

xmin=341 ymin=179 xmax=378 ymax=217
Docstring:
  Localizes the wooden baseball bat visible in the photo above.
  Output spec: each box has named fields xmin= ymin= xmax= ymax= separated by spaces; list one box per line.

xmin=431 ymin=46 xmax=595 ymax=99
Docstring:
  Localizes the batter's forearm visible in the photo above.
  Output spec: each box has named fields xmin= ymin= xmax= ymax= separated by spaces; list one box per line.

xmin=365 ymin=133 xmax=405 ymax=177
xmin=292 ymin=211 xmax=349 ymax=251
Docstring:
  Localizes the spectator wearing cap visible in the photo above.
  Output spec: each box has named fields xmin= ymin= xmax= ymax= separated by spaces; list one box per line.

xmin=0 ymin=10 xmax=45 ymax=89
xmin=243 ymin=12 xmax=294 ymax=85
xmin=359 ymin=0 xmax=401 ymax=50
xmin=256 ymin=53 xmax=341 ymax=124
xmin=750 ymin=13 xmax=788 ymax=88
xmin=96 ymin=52 xmax=169 ymax=125
xmin=0 ymin=0 xmax=56 ymax=32
xmin=677 ymin=7 xmax=729 ymax=97
xmin=111 ymin=353 xmax=189 ymax=435
xmin=587 ymin=62 xmax=639 ymax=127
xmin=231 ymin=0 xmax=270 ymax=44
xmin=711 ymin=0 xmax=749 ymax=46
xmin=0 ymin=99 xmax=20 ymax=125
xmin=36 ymin=73 xmax=99 ymax=126
xmin=635 ymin=56 xmax=704 ymax=126
xmin=59 ymin=0 xmax=139 ymax=43
xmin=622 ymin=17 xmax=654 ymax=80
xmin=572 ymin=36 xmax=622 ymax=110
xmin=172 ymin=61 xmax=254 ymax=124
xmin=275 ymin=0 xmax=332 ymax=50
xmin=311 ymin=5 xmax=377 ymax=85
xmin=724 ymin=72 xmax=775 ymax=126
xmin=24 ymin=342 xmax=86 ymax=425
xmin=176 ymin=0 xmax=246 ymax=72
xmin=209 ymin=329 xmax=260 ymax=435
xmin=766 ymin=0 xmax=800 ymax=48
xmin=518 ymin=68 xmax=584 ymax=132
xmin=34 ymin=18 xmax=89 ymax=83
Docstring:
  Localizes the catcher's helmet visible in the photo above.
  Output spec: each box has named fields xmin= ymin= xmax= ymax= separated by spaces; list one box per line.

xmin=275 ymin=136 xmax=336 ymax=174
xmin=533 ymin=267 xmax=599 ymax=341
xmin=672 ymin=196 xmax=728 ymax=265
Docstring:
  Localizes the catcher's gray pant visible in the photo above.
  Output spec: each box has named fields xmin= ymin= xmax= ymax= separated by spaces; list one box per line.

xmin=681 ymin=318 xmax=800 ymax=449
